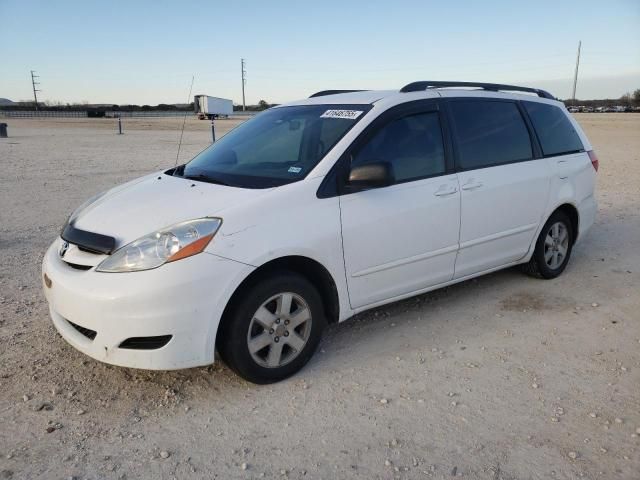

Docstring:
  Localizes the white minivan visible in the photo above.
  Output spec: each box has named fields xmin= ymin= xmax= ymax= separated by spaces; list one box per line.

xmin=42 ymin=81 xmax=598 ymax=383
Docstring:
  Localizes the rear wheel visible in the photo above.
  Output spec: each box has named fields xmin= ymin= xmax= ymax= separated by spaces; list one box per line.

xmin=217 ymin=272 xmax=326 ymax=384
xmin=521 ymin=211 xmax=574 ymax=279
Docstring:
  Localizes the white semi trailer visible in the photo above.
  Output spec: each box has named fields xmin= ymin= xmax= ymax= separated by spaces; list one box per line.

xmin=193 ymin=95 xmax=233 ymax=120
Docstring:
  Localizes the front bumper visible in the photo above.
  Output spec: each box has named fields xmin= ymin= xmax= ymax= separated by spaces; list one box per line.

xmin=42 ymin=238 xmax=253 ymax=370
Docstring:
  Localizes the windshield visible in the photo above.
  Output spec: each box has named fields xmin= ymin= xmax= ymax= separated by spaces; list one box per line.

xmin=179 ymin=104 xmax=372 ymax=188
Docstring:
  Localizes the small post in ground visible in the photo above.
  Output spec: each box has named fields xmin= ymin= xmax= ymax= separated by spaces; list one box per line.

xmin=117 ymin=115 xmax=123 ymax=135
xmin=211 ymin=116 xmax=215 ymax=143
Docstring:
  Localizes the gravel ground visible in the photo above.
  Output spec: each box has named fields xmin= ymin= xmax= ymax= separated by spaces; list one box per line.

xmin=0 ymin=114 xmax=639 ymax=480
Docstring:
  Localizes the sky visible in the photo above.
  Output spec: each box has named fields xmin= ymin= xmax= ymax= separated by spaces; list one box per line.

xmin=1 ymin=0 xmax=639 ymax=105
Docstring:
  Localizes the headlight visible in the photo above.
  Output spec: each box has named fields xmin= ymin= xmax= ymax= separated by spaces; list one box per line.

xmin=96 ymin=218 xmax=222 ymax=273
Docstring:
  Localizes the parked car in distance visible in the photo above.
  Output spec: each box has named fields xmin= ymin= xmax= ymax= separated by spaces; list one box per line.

xmin=42 ymin=81 xmax=598 ymax=383
xmin=583 ymin=106 xmax=594 ymax=113
xmin=568 ymin=106 xmax=580 ymax=113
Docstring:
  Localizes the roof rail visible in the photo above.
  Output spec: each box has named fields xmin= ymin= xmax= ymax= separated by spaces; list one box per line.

xmin=309 ymin=89 xmax=367 ymax=98
xmin=399 ymin=81 xmax=555 ymax=100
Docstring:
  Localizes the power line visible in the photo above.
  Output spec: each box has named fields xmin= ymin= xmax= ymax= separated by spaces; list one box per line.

xmin=30 ymin=70 xmax=41 ymax=110
xmin=241 ymin=58 xmax=247 ymax=111
xmin=572 ymin=41 xmax=581 ymax=102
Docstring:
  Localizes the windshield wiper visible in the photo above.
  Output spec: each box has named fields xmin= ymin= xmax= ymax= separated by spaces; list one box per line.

xmin=182 ymin=173 xmax=232 ymax=187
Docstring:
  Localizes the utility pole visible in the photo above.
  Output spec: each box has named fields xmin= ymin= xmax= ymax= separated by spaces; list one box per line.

xmin=571 ymin=41 xmax=581 ymax=103
xmin=30 ymin=70 xmax=41 ymax=110
xmin=241 ymin=58 xmax=247 ymax=111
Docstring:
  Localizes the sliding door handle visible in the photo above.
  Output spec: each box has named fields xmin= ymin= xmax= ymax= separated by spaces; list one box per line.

xmin=461 ymin=181 xmax=483 ymax=191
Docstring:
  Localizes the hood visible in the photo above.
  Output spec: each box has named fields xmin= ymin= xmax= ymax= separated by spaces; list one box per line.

xmin=73 ymin=172 xmax=269 ymax=248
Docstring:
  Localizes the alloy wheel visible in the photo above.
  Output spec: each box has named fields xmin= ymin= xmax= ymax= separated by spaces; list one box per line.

xmin=246 ymin=292 xmax=313 ymax=368
xmin=544 ymin=221 xmax=569 ymax=270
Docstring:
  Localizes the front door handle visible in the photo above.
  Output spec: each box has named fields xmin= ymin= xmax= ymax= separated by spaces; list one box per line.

xmin=461 ymin=181 xmax=483 ymax=191
xmin=434 ymin=186 xmax=458 ymax=197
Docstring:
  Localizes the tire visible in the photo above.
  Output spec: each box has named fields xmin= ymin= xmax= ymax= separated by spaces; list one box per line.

xmin=521 ymin=211 xmax=574 ymax=279
xmin=217 ymin=271 xmax=326 ymax=384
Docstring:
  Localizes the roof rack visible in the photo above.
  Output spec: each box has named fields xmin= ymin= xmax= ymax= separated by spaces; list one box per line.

xmin=399 ymin=81 xmax=555 ymax=100
xmin=309 ymin=89 xmax=367 ymax=98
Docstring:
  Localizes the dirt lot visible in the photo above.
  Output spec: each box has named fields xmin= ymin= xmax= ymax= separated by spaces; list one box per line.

xmin=0 ymin=114 xmax=639 ymax=480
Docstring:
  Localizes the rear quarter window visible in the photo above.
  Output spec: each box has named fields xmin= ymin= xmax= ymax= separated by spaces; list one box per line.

xmin=523 ymin=102 xmax=584 ymax=157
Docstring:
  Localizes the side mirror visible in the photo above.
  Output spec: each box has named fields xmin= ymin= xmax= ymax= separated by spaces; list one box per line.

xmin=346 ymin=162 xmax=394 ymax=191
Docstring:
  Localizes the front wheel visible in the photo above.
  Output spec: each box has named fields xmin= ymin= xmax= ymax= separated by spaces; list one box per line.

xmin=217 ymin=272 xmax=326 ymax=384
xmin=521 ymin=211 xmax=574 ymax=279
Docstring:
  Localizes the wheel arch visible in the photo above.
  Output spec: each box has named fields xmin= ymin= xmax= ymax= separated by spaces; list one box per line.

xmin=552 ymin=203 xmax=579 ymax=244
xmin=216 ymin=256 xmax=340 ymax=348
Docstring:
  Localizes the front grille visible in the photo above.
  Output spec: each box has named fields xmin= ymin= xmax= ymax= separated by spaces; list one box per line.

xmin=62 ymin=222 xmax=116 ymax=255
xmin=63 ymin=261 xmax=92 ymax=271
xmin=77 ymin=245 xmax=104 ymax=254
xmin=67 ymin=320 xmax=97 ymax=340
xmin=119 ymin=335 xmax=172 ymax=350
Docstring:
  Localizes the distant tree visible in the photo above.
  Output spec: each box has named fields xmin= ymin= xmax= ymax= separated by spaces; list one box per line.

xmin=619 ymin=92 xmax=632 ymax=106
xmin=258 ymin=99 xmax=270 ymax=110
xmin=633 ymin=89 xmax=640 ymax=106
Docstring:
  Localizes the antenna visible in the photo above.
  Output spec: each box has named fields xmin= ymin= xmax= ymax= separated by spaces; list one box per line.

xmin=175 ymin=75 xmax=195 ymax=167
xmin=571 ymin=41 xmax=581 ymax=103
xmin=30 ymin=70 xmax=41 ymax=110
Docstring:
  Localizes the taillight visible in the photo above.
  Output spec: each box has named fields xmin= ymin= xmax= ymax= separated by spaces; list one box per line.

xmin=587 ymin=150 xmax=599 ymax=172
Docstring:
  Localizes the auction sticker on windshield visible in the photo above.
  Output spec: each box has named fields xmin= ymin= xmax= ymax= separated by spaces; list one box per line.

xmin=320 ymin=109 xmax=363 ymax=120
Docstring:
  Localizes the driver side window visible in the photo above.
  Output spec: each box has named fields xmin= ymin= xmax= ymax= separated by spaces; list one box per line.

xmin=352 ymin=112 xmax=446 ymax=183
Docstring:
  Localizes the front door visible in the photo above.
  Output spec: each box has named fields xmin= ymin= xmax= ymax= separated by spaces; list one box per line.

xmin=339 ymin=102 xmax=461 ymax=309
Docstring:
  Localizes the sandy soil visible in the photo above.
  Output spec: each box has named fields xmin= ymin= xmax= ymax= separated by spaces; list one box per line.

xmin=0 ymin=114 xmax=639 ymax=480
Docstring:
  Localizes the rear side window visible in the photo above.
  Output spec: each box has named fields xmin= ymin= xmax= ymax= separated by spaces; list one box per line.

xmin=523 ymin=102 xmax=584 ymax=156
xmin=352 ymin=112 xmax=445 ymax=182
xmin=450 ymin=100 xmax=533 ymax=170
